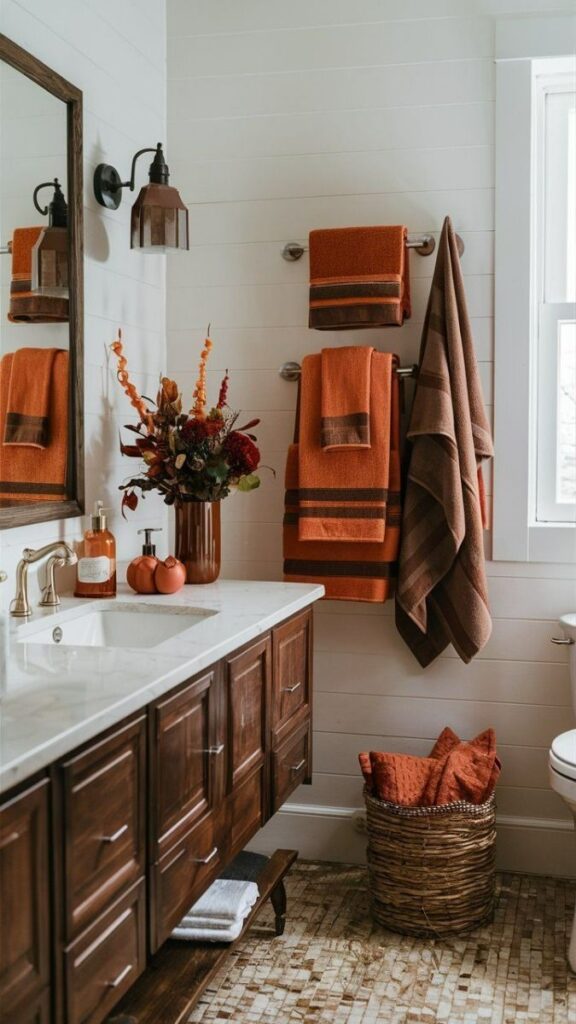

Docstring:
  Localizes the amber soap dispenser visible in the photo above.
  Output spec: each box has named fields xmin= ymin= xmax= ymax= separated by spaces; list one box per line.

xmin=75 ymin=500 xmax=117 ymax=598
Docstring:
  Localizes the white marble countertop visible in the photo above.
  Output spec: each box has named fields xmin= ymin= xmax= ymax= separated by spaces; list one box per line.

xmin=0 ymin=580 xmax=324 ymax=795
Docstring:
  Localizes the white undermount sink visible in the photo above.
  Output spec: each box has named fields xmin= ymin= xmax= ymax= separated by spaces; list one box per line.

xmin=17 ymin=601 xmax=217 ymax=650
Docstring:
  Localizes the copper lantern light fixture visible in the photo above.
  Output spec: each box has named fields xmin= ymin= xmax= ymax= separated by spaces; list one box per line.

xmin=93 ymin=143 xmax=189 ymax=252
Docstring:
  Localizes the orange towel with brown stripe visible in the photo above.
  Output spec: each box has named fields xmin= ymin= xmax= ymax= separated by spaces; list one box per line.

xmin=298 ymin=351 xmax=395 ymax=543
xmin=0 ymin=350 xmax=69 ymax=503
xmin=309 ymin=226 xmax=411 ymax=330
xmin=359 ymin=727 xmax=501 ymax=806
xmin=283 ymin=357 xmax=402 ymax=602
xmin=4 ymin=347 xmax=61 ymax=447
xmin=320 ymin=346 xmax=372 ymax=449
xmin=8 ymin=227 xmax=69 ymax=323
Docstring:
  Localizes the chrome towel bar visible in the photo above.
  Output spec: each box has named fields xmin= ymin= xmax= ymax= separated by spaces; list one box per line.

xmin=281 ymin=232 xmax=464 ymax=262
xmin=279 ymin=360 xmax=417 ymax=381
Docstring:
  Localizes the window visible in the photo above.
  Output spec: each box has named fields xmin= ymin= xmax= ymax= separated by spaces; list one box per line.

xmin=534 ymin=73 xmax=576 ymax=524
xmin=494 ymin=23 xmax=576 ymax=564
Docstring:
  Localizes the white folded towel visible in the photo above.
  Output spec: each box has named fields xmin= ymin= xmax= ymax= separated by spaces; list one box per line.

xmin=183 ymin=880 xmax=259 ymax=921
xmin=171 ymin=879 xmax=260 ymax=944
xmin=172 ymin=918 xmax=244 ymax=944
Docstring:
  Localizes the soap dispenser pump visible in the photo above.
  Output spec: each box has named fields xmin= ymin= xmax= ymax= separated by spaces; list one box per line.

xmin=126 ymin=528 xmax=161 ymax=594
xmin=75 ymin=500 xmax=117 ymax=598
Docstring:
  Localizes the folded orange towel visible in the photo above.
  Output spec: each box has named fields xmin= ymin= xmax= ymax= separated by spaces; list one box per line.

xmin=298 ymin=351 xmax=395 ymax=543
xmin=283 ymin=356 xmax=402 ymax=601
xmin=8 ymin=227 xmax=69 ymax=324
xmin=0 ymin=350 xmax=69 ymax=503
xmin=4 ymin=347 xmax=61 ymax=447
xmin=309 ymin=226 xmax=411 ymax=330
xmin=360 ymin=727 xmax=501 ymax=807
xmin=320 ymin=346 xmax=373 ymax=450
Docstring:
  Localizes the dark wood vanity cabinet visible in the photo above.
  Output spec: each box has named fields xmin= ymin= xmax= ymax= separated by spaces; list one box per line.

xmin=0 ymin=606 xmax=314 ymax=1024
xmin=0 ymin=778 xmax=51 ymax=1023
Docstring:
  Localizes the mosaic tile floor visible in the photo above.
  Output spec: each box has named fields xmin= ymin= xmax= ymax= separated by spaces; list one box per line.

xmin=188 ymin=862 xmax=576 ymax=1024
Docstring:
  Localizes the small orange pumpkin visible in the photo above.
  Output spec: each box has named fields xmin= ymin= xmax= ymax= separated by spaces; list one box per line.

xmin=154 ymin=556 xmax=186 ymax=594
xmin=126 ymin=555 xmax=158 ymax=594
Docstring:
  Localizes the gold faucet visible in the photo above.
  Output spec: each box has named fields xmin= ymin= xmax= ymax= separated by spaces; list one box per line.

xmin=10 ymin=542 xmax=78 ymax=618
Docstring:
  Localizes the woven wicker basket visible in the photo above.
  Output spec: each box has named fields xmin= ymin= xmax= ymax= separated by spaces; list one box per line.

xmin=364 ymin=787 xmax=496 ymax=937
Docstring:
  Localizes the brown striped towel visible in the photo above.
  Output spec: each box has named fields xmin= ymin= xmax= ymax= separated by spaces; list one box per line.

xmin=320 ymin=346 xmax=372 ymax=449
xmin=395 ymin=216 xmax=494 ymax=666
xmin=3 ymin=347 xmax=61 ymax=447
xmin=0 ymin=350 xmax=69 ymax=503
xmin=283 ymin=362 xmax=402 ymax=602
xmin=309 ymin=226 xmax=411 ymax=330
xmin=298 ymin=351 xmax=395 ymax=543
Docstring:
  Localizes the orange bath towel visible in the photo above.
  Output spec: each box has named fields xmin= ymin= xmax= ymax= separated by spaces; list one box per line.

xmin=359 ymin=727 xmax=501 ymax=807
xmin=0 ymin=350 xmax=69 ymax=503
xmin=298 ymin=351 xmax=395 ymax=543
xmin=309 ymin=226 xmax=411 ymax=329
xmin=4 ymin=347 xmax=61 ymax=447
xmin=283 ymin=360 xmax=402 ymax=602
xmin=8 ymin=227 xmax=69 ymax=323
xmin=320 ymin=346 xmax=373 ymax=449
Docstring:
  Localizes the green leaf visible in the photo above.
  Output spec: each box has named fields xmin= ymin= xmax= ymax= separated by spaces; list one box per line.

xmin=206 ymin=460 xmax=229 ymax=482
xmin=237 ymin=474 xmax=260 ymax=492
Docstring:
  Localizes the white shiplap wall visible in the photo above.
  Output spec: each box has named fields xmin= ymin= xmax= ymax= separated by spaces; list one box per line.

xmin=166 ymin=1 xmax=576 ymax=875
xmin=0 ymin=0 xmax=168 ymax=608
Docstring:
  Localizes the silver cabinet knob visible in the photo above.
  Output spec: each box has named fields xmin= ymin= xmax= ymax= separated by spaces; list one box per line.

xmin=551 ymin=637 xmax=575 ymax=645
xmin=192 ymin=845 xmax=218 ymax=865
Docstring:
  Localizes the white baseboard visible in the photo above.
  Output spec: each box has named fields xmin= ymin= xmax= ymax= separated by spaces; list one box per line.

xmin=248 ymin=803 xmax=576 ymax=878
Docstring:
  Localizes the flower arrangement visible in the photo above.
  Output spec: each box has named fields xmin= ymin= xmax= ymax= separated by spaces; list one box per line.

xmin=111 ymin=328 xmax=261 ymax=516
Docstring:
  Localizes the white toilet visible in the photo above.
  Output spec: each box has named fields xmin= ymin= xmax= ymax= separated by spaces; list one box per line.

xmin=549 ymin=612 xmax=576 ymax=972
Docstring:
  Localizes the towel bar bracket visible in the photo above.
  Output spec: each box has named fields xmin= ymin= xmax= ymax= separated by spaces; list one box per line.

xmin=281 ymin=232 xmax=464 ymax=262
xmin=279 ymin=361 xmax=418 ymax=381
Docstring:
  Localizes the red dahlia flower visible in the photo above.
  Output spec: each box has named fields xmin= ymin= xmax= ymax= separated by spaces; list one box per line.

xmin=223 ymin=432 xmax=260 ymax=475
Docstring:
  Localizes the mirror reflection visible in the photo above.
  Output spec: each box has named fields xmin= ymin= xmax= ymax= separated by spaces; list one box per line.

xmin=0 ymin=61 xmax=70 ymax=509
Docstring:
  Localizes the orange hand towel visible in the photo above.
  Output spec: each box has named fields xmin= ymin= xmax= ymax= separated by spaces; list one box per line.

xmin=8 ymin=227 xmax=69 ymax=324
xmin=0 ymin=350 xmax=69 ymax=503
xmin=4 ymin=347 xmax=61 ymax=447
xmin=283 ymin=366 xmax=402 ymax=602
xmin=320 ymin=346 xmax=373 ymax=450
xmin=359 ymin=727 xmax=501 ymax=806
xmin=309 ymin=226 xmax=411 ymax=330
xmin=298 ymin=351 xmax=394 ymax=543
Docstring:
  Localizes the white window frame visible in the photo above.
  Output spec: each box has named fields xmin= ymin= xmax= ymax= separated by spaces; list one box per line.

xmin=493 ymin=15 xmax=576 ymax=563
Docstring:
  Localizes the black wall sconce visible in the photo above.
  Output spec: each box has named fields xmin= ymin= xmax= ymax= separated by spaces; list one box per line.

xmin=32 ymin=178 xmax=68 ymax=297
xmin=93 ymin=143 xmax=189 ymax=252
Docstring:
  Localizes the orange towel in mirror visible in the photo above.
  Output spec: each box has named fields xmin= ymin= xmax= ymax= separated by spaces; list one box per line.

xmin=3 ymin=347 xmax=61 ymax=447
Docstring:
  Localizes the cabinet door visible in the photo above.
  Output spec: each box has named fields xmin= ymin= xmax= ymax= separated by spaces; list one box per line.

xmin=61 ymin=716 xmax=146 ymax=939
xmin=149 ymin=666 xmax=222 ymax=859
xmin=0 ymin=778 xmax=50 ymax=1015
xmin=2 ymin=988 xmax=50 ymax=1024
xmin=64 ymin=879 xmax=146 ymax=1024
xmin=272 ymin=609 xmax=312 ymax=746
xmin=224 ymin=635 xmax=271 ymax=850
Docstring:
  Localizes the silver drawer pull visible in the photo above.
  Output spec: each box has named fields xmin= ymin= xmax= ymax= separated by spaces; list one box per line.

xmin=99 ymin=824 xmax=128 ymax=844
xmin=205 ymin=743 xmax=224 ymax=755
xmin=106 ymin=963 xmax=133 ymax=989
xmin=282 ymin=681 xmax=302 ymax=694
xmin=551 ymin=636 xmax=575 ymax=645
xmin=192 ymin=845 xmax=218 ymax=865
xmin=290 ymin=758 xmax=306 ymax=773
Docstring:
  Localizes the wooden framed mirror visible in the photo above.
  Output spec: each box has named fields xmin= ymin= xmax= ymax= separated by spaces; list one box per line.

xmin=0 ymin=34 xmax=83 ymax=529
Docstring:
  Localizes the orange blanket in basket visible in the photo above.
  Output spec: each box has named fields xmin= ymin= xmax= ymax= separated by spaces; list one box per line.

xmin=359 ymin=727 xmax=500 ymax=807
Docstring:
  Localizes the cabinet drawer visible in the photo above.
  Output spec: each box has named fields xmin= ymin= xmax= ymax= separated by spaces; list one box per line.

xmin=64 ymin=880 xmax=146 ymax=1024
xmin=272 ymin=610 xmax=312 ymax=743
xmin=272 ymin=721 xmax=311 ymax=813
xmin=150 ymin=667 xmax=222 ymax=860
xmin=151 ymin=812 xmax=224 ymax=951
xmin=61 ymin=716 xmax=146 ymax=938
xmin=2 ymin=987 xmax=50 ymax=1024
xmin=0 ymin=779 xmax=50 ymax=1014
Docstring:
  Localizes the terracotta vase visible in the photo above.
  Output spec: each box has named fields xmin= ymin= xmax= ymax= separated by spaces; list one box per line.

xmin=174 ymin=500 xmax=221 ymax=584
